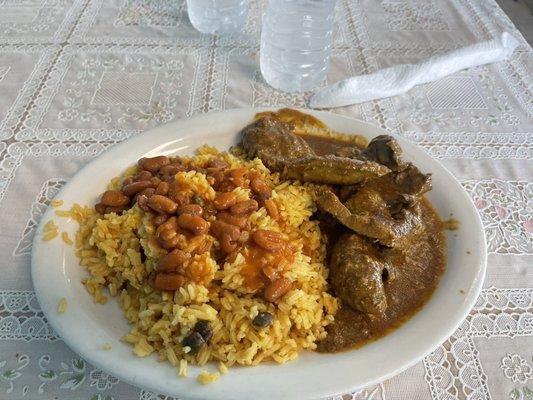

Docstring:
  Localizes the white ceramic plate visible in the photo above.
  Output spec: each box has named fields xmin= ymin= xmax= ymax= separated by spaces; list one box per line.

xmin=31 ymin=109 xmax=486 ymax=400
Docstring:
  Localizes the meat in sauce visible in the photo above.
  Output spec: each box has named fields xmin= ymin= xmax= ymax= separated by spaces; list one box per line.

xmin=299 ymin=132 xmax=445 ymax=352
xmin=240 ymin=109 xmax=446 ymax=352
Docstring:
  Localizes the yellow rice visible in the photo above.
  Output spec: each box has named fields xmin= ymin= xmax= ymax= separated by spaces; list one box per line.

xmin=61 ymin=232 xmax=73 ymax=245
xmin=43 ymin=220 xmax=59 ymax=241
xmin=71 ymin=145 xmax=338 ymax=374
xmin=57 ymin=297 xmax=68 ymax=314
xmin=198 ymin=370 xmax=220 ymax=385
xmin=218 ymin=362 xmax=229 ymax=374
xmin=51 ymin=199 xmax=64 ymax=208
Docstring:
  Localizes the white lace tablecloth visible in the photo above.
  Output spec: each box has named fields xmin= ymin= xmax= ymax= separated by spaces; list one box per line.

xmin=0 ymin=1 xmax=531 ymax=399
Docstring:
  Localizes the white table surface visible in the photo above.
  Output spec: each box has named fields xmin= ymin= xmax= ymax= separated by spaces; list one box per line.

xmin=0 ymin=0 xmax=531 ymax=399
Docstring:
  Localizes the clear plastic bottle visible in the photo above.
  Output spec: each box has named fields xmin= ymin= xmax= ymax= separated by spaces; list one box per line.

xmin=187 ymin=0 xmax=247 ymax=35
xmin=260 ymin=0 xmax=337 ymax=92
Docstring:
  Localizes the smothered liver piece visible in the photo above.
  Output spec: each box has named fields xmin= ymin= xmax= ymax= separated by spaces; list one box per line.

xmin=330 ymin=233 xmax=393 ymax=316
xmin=241 ymin=116 xmax=389 ymax=185
xmin=240 ymin=109 xmax=446 ymax=352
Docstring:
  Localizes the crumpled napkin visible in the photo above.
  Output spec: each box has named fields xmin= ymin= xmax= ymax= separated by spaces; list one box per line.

xmin=309 ymin=32 xmax=519 ymax=109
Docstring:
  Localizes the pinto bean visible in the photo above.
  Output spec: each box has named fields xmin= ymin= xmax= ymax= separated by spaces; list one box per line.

xmin=152 ymin=214 xmax=169 ymax=226
xmin=94 ymin=203 xmax=106 ymax=214
xmin=148 ymin=195 xmax=178 ymax=214
xmin=216 ymin=179 xmax=236 ymax=193
xmin=153 ymin=272 xmax=186 ymax=291
xmin=229 ymin=199 xmax=259 ymax=216
xmin=177 ymin=214 xmax=209 ymax=235
xmin=252 ymin=230 xmax=284 ymax=252
xmin=138 ymin=156 xmax=170 ymax=173
xmin=139 ymin=187 xmax=156 ymax=198
xmin=264 ymin=199 xmax=279 ymax=220
xmin=264 ymin=277 xmax=292 ymax=303
xmin=155 ymin=181 xmax=169 ymax=196
xmin=177 ymin=204 xmax=203 ymax=217
xmin=159 ymin=165 xmax=184 ymax=181
xmin=207 ymin=158 xmax=228 ymax=170
xmin=156 ymin=217 xmax=181 ymax=249
xmin=216 ymin=212 xmax=250 ymax=230
xmin=228 ymin=168 xmax=247 ymax=187
xmin=150 ymin=177 xmax=162 ymax=188
xmin=250 ymin=178 xmax=271 ymax=199
xmin=121 ymin=177 xmax=134 ymax=187
xmin=209 ymin=170 xmax=225 ymax=185
xmin=101 ymin=190 xmax=130 ymax=207
xmin=213 ymin=192 xmax=237 ymax=210
xmin=134 ymin=170 xmax=153 ymax=181
xmin=122 ymin=180 xmax=153 ymax=196
xmin=210 ymin=220 xmax=240 ymax=253
xmin=157 ymin=249 xmax=190 ymax=272
xmin=168 ymin=182 xmax=190 ymax=205
xmin=136 ymin=194 xmax=150 ymax=212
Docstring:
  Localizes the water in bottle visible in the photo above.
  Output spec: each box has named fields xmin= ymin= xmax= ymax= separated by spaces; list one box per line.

xmin=260 ymin=0 xmax=337 ymax=92
xmin=187 ymin=0 xmax=247 ymax=35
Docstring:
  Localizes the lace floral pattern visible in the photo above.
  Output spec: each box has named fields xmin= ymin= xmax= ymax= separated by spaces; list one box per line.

xmin=424 ymin=287 xmax=533 ymax=400
xmin=114 ymin=0 xmax=184 ymax=28
xmin=0 ymin=0 xmax=531 ymax=399
xmin=500 ymin=354 xmax=533 ymax=383
xmin=0 ymin=291 xmax=57 ymax=341
xmin=0 ymin=0 xmax=85 ymax=43
xmin=381 ymin=1 xmax=450 ymax=31
xmin=13 ymin=178 xmax=66 ymax=256
xmin=462 ymin=180 xmax=532 ymax=254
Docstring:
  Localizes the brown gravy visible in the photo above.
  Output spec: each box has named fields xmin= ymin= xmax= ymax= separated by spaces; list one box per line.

xmin=298 ymin=133 xmax=447 ymax=352
xmin=298 ymin=134 xmax=365 ymax=156
xmin=318 ymin=199 xmax=446 ymax=352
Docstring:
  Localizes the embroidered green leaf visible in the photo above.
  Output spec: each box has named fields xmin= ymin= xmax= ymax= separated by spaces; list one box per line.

xmin=510 ymin=388 xmax=520 ymax=400
xmin=90 ymin=395 xmax=100 ymax=400
xmin=523 ymin=387 xmax=533 ymax=400
xmin=2 ymin=369 xmax=21 ymax=380
xmin=39 ymin=370 xmax=57 ymax=381
xmin=60 ymin=373 xmax=85 ymax=390
xmin=73 ymin=359 xmax=85 ymax=372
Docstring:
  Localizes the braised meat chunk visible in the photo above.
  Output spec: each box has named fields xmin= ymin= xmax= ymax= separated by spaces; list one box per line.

xmin=241 ymin=117 xmax=314 ymax=172
xmin=360 ymin=135 xmax=404 ymax=171
xmin=281 ymin=155 xmax=389 ymax=185
xmin=241 ymin=117 xmax=389 ymax=185
xmin=330 ymin=234 xmax=393 ymax=316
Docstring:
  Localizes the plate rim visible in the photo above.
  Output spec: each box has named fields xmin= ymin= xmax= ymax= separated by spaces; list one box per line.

xmin=31 ymin=108 xmax=487 ymax=400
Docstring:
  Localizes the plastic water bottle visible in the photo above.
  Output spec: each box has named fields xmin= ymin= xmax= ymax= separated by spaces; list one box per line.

xmin=260 ymin=0 xmax=337 ymax=92
xmin=187 ymin=0 xmax=247 ymax=35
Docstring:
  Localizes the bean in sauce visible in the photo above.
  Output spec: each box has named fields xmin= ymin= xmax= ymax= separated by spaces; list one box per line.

xmin=148 ymin=195 xmax=178 ymax=214
xmin=177 ymin=214 xmax=209 ymax=235
xmin=229 ymin=199 xmax=258 ymax=216
xmin=101 ymin=190 xmax=129 ymax=207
